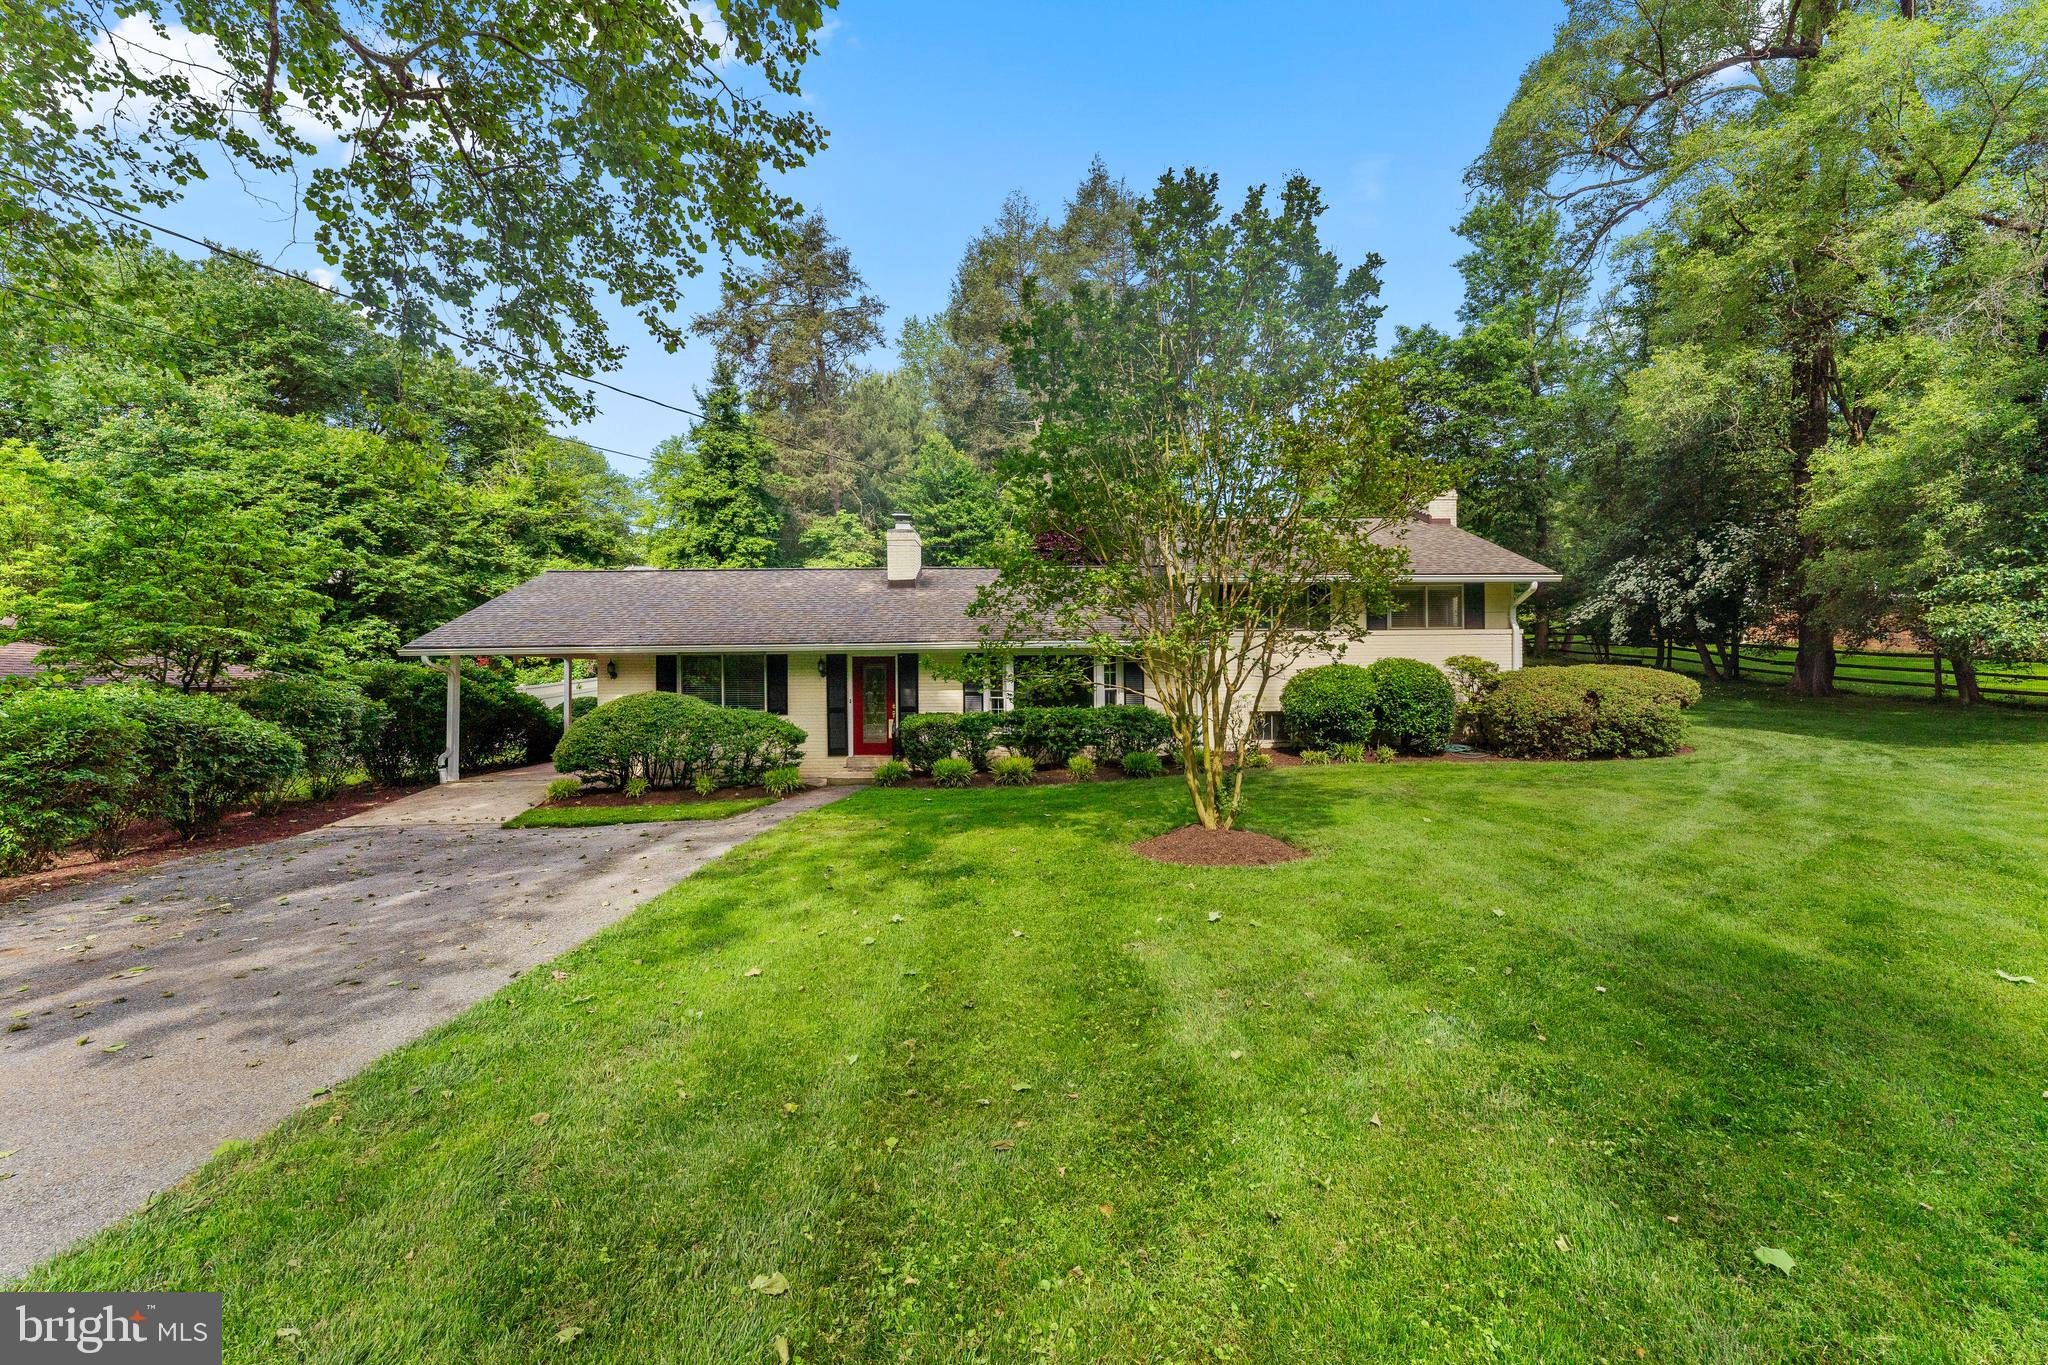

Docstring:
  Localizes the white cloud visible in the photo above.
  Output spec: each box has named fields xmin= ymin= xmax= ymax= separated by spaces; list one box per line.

xmin=74 ymin=14 xmax=339 ymax=147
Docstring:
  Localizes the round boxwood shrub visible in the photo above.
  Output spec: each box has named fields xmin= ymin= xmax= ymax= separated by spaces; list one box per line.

xmin=897 ymin=713 xmax=959 ymax=774
xmin=1467 ymin=664 xmax=1695 ymax=759
xmin=1364 ymin=658 xmax=1456 ymax=755
xmin=232 ymin=674 xmax=375 ymax=799
xmin=102 ymin=685 xmax=304 ymax=836
xmin=553 ymin=692 xmax=804 ymax=789
xmin=1279 ymin=663 xmax=1376 ymax=750
xmin=0 ymin=688 xmax=143 ymax=873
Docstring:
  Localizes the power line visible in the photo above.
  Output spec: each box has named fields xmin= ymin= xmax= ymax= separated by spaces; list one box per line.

xmin=3 ymin=167 xmax=862 ymax=471
xmin=0 ymin=275 xmax=654 ymax=464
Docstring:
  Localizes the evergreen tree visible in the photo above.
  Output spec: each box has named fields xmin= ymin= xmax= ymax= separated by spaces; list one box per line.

xmin=643 ymin=388 xmax=783 ymax=569
xmin=898 ymin=436 xmax=1011 ymax=566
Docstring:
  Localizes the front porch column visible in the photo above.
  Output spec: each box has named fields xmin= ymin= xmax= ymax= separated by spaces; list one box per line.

xmin=1002 ymin=656 xmax=1015 ymax=711
xmin=561 ymin=657 xmax=574 ymax=730
xmin=439 ymin=656 xmax=461 ymax=784
xmin=1091 ymin=656 xmax=1108 ymax=708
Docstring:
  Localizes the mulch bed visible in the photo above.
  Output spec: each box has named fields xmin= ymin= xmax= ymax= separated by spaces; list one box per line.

xmin=1130 ymin=824 xmax=1308 ymax=867
xmin=0 ymin=783 xmax=422 ymax=906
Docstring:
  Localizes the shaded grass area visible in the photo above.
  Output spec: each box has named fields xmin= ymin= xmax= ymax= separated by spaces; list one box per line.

xmin=503 ymin=797 xmax=772 ymax=829
xmin=21 ymin=691 xmax=2048 ymax=1361
xmin=1552 ymin=640 xmax=2048 ymax=704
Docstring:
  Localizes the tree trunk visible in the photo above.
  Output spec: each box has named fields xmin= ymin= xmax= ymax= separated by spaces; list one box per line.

xmin=1786 ymin=336 xmax=1838 ymax=697
xmin=1533 ymin=612 xmax=1551 ymax=658
xmin=1692 ymin=631 xmax=1723 ymax=682
xmin=1949 ymin=654 xmax=1982 ymax=705
xmin=1791 ymin=620 xmax=1837 ymax=698
xmin=1932 ymin=653 xmax=1945 ymax=702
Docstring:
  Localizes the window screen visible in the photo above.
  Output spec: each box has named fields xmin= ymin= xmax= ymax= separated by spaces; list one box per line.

xmin=722 ymin=654 xmax=766 ymax=710
xmin=1426 ymin=587 xmax=1463 ymax=628
xmin=676 ymin=656 xmax=722 ymax=704
xmin=1390 ymin=589 xmax=1426 ymax=629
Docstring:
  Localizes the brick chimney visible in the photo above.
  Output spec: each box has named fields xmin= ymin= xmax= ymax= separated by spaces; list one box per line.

xmin=886 ymin=512 xmax=923 ymax=586
xmin=1424 ymin=490 xmax=1459 ymax=526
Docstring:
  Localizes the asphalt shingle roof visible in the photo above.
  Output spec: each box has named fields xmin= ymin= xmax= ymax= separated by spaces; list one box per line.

xmin=397 ymin=522 xmax=1557 ymax=655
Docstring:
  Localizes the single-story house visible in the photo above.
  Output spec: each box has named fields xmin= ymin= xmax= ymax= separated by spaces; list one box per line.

xmin=398 ymin=492 xmax=1558 ymax=784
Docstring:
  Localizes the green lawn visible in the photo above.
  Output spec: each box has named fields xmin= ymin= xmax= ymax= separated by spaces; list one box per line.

xmin=503 ymin=796 xmax=773 ymax=829
xmin=22 ymin=688 xmax=2048 ymax=1361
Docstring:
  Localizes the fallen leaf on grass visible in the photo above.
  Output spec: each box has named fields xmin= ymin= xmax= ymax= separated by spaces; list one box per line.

xmin=1994 ymin=969 xmax=2036 ymax=985
xmin=1555 ymin=1234 xmax=1570 ymax=1252
xmin=773 ymin=1336 xmax=791 ymax=1365
xmin=1753 ymin=1246 xmax=1796 ymax=1274
xmin=275 ymin=1327 xmax=301 ymax=1340
xmin=530 ymin=1112 xmax=550 ymax=1126
xmin=992 ymin=1139 xmax=1014 ymax=1151
xmin=743 ymin=968 xmax=762 ymax=978
xmin=555 ymin=1325 xmax=583 ymax=1344
xmin=1207 ymin=912 xmax=1222 ymax=923
xmin=1228 ymin=1049 xmax=1244 ymax=1061
xmin=749 ymin=1271 xmax=790 ymax=1297
xmin=1368 ymin=1112 xmax=1382 ymax=1128
xmin=1012 ymin=1082 xmax=1032 ymax=1092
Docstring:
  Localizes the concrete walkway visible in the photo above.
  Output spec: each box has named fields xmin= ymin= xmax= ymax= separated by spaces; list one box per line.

xmin=0 ymin=781 xmax=847 ymax=1281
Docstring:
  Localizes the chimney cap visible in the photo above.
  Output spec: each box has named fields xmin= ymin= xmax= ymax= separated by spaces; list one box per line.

xmin=891 ymin=511 xmax=915 ymax=532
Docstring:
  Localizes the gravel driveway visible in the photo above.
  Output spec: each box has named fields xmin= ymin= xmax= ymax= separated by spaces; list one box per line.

xmin=0 ymin=773 xmax=845 ymax=1281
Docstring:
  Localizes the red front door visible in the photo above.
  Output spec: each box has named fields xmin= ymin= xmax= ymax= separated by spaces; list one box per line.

xmin=851 ymin=656 xmax=896 ymax=755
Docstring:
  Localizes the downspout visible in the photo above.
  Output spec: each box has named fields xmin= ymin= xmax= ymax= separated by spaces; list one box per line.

xmin=1510 ymin=582 xmax=1542 ymax=670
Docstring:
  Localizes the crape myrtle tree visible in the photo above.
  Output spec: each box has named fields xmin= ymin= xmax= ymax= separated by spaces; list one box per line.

xmin=975 ymin=169 xmax=1442 ymax=830
xmin=5 ymin=0 xmax=833 ymax=410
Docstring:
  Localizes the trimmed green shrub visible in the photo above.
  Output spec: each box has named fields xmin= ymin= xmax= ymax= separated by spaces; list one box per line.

xmin=232 ymin=675 xmax=374 ymax=799
xmin=552 ymin=692 xmax=805 ymax=789
xmin=692 ymin=772 xmax=716 ymax=796
xmin=1240 ymin=750 xmax=1273 ymax=769
xmin=1119 ymin=750 xmax=1162 ymax=778
xmin=956 ymin=712 xmax=1003 ymax=771
xmin=1443 ymin=654 xmax=1503 ymax=702
xmin=624 ymin=776 xmax=651 ymax=798
xmin=1094 ymin=705 xmax=1172 ymax=762
xmin=1331 ymin=741 xmax=1367 ymax=764
xmin=1067 ymin=753 xmax=1096 ymax=779
xmin=1004 ymin=706 xmax=1102 ymax=766
xmin=1365 ymin=658 xmax=1457 ymax=755
xmin=1300 ymin=749 xmax=1330 ymax=765
xmin=991 ymin=754 xmax=1035 ymax=786
xmin=932 ymin=756 xmax=974 ymax=788
xmin=1280 ymin=663 xmax=1376 ymax=750
xmin=1466 ymin=665 xmax=1695 ymax=759
xmin=571 ymin=695 xmax=598 ymax=721
xmin=1374 ymin=744 xmax=1396 ymax=764
xmin=103 ymin=686 xmax=304 ymax=837
xmin=545 ymin=777 xmax=582 ymax=803
xmin=871 ymin=759 xmax=911 ymax=787
xmin=897 ymin=713 xmax=959 ymax=773
xmin=0 ymin=689 xmax=143 ymax=873
xmin=763 ymin=766 xmax=805 ymax=797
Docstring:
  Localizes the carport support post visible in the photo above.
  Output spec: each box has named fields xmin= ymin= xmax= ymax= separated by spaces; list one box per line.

xmin=439 ymin=656 xmax=461 ymax=784
xmin=562 ymin=657 xmax=574 ymax=730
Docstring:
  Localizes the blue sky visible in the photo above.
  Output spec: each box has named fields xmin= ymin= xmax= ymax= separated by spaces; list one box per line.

xmin=160 ymin=2 xmax=1559 ymax=471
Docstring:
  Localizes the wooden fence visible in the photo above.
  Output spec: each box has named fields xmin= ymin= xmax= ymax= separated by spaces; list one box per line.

xmin=1534 ymin=637 xmax=2048 ymax=705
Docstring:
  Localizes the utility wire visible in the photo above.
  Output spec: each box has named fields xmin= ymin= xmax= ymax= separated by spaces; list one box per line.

xmin=0 ymin=275 xmax=656 ymax=465
xmin=4 ymin=167 xmax=864 ymax=472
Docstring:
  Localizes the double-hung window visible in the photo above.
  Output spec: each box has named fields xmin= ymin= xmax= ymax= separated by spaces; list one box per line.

xmin=663 ymin=655 xmax=773 ymax=709
xmin=1368 ymin=586 xmax=1467 ymax=630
